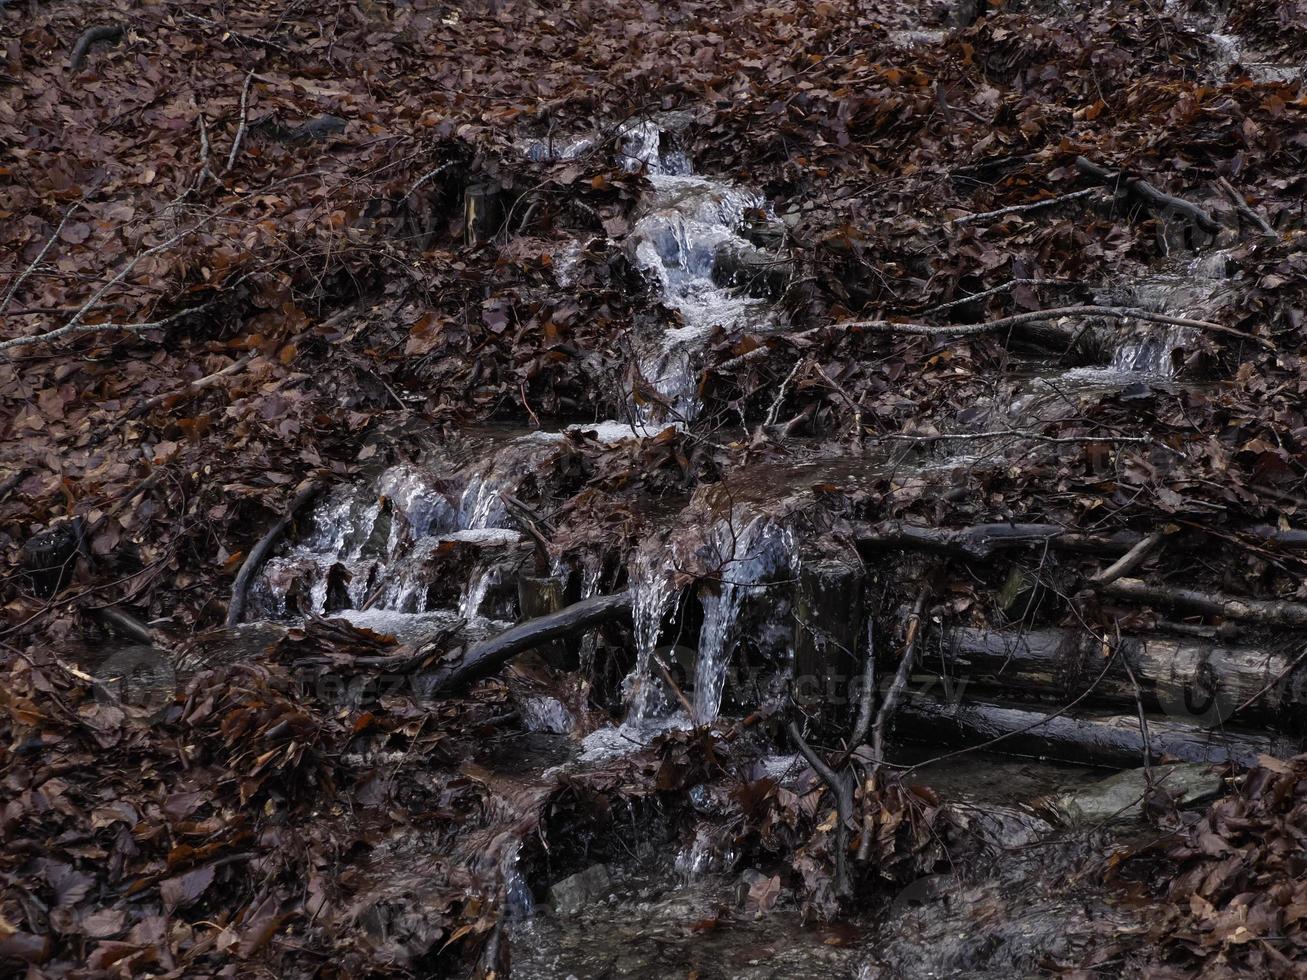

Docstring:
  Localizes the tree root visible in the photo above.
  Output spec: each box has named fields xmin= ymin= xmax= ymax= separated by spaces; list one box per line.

xmin=226 ymin=481 xmax=326 ymax=627
xmin=68 ymin=25 xmax=123 ymax=72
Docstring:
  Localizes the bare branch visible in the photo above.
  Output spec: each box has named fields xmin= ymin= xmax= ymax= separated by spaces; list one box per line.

xmin=1216 ymin=176 xmax=1277 ymax=239
xmin=0 ymin=302 xmax=213 ymax=355
xmin=947 ymin=188 xmax=1102 ymax=226
xmin=829 ymin=304 xmax=1273 ymax=349
xmin=1 ymin=206 xmax=76 ymax=314
xmin=225 ymin=72 xmax=256 ymax=173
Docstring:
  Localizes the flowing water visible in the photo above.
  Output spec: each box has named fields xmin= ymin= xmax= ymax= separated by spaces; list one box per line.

xmin=224 ymin=33 xmax=1267 ymax=972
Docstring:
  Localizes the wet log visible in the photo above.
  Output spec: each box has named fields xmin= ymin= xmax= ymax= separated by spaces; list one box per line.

xmin=1104 ymin=578 xmax=1307 ymax=629
xmin=854 ymin=522 xmax=1307 ymax=561
xmin=420 ymin=591 xmax=633 ymax=695
xmin=855 ymin=522 xmax=1137 ymax=560
xmin=893 ymin=692 xmax=1297 ymax=768
xmin=1074 ymin=156 xmax=1221 ymax=236
xmin=918 ymin=625 xmax=1306 ymax=729
xmin=792 ymin=558 xmax=864 ymax=712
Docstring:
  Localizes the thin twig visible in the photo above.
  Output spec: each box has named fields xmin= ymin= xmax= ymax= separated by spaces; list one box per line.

xmin=1 ymin=206 xmax=76 ymax=314
xmin=225 ymin=71 xmax=256 ymax=173
xmin=948 ymin=188 xmax=1102 ymax=226
xmin=922 ymin=278 xmax=1072 ymax=316
xmin=788 ymin=721 xmax=853 ymax=899
xmin=870 ymin=590 xmax=929 ymax=779
xmin=1089 ymin=531 xmax=1164 ymax=587
xmin=1216 ymin=176 xmax=1277 ymax=238
xmin=872 ymin=428 xmax=1165 ymax=449
xmin=128 ymin=350 xmax=256 ymax=419
xmin=0 ymin=302 xmax=213 ymax=354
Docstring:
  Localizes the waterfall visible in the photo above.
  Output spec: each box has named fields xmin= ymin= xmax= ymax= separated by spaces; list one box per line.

xmin=692 ymin=514 xmax=796 ymax=725
xmin=501 ymin=839 xmax=535 ymax=922
xmin=625 ymin=538 xmax=678 ymax=723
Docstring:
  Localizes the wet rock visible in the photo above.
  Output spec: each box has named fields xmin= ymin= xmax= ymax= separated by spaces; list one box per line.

xmin=1051 ymin=762 xmax=1224 ymax=825
xmin=711 ymin=242 xmax=790 ymax=299
xmin=21 ymin=518 xmax=85 ymax=596
xmin=549 ymin=864 xmax=611 ymax=915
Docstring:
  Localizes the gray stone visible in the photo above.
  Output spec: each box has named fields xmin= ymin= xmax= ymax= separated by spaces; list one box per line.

xmin=1053 ymin=763 xmax=1224 ymax=825
xmin=549 ymin=864 xmax=611 ymax=915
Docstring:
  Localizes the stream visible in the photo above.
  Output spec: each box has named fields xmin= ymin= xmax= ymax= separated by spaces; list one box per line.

xmin=198 ymin=6 xmax=1290 ymax=976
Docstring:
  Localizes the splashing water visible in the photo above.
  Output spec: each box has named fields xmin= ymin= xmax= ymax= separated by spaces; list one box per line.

xmin=625 ymin=538 xmax=678 ymax=723
xmin=501 ymin=839 xmax=535 ymax=922
xmin=459 ymin=563 xmax=501 ymax=621
xmin=693 ymin=514 xmax=796 ymax=724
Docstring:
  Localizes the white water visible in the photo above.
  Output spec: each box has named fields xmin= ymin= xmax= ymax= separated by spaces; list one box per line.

xmin=693 ymin=513 xmax=796 ymax=724
xmin=625 ymin=537 xmax=679 ymax=722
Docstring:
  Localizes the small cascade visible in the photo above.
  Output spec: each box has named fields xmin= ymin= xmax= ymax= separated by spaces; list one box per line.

xmin=627 ymin=174 xmax=777 ymax=422
xmin=252 ymin=440 xmax=550 ymax=621
xmin=501 ymin=839 xmax=535 ymax=922
xmin=519 ymin=695 xmax=573 ymax=734
xmin=693 ymin=513 xmax=796 ymax=725
xmin=673 ymin=824 xmax=716 ymax=880
xmin=625 ymin=537 xmax=678 ymax=723
xmin=1107 ymin=249 xmax=1234 ymax=377
xmin=458 ymin=561 xmax=501 ymax=621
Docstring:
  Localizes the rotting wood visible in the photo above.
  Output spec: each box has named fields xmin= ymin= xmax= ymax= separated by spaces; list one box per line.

xmin=226 ymin=481 xmax=326 ymax=627
xmin=915 ymin=624 xmax=1306 ymax=728
xmin=1103 ymin=577 xmax=1307 ymax=629
xmin=894 ymin=692 xmax=1298 ymax=768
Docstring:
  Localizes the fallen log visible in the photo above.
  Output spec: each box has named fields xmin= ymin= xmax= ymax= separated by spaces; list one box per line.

xmin=1074 ymin=156 xmax=1222 ymax=235
xmin=893 ymin=692 xmax=1297 ymax=768
xmin=1104 ymin=578 xmax=1307 ymax=629
xmin=855 ymin=521 xmax=1138 ymax=560
xmin=418 ymin=591 xmax=633 ymax=695
xmin=226 ymin=481 xmax=326 ymax=627
xmin=854 ymin=521 xmax=1307 ymax=561
xmin=916 ymin=624 xmax=1305 ymax=729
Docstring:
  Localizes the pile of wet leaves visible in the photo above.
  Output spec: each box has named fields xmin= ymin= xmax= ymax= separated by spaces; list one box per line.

xmin=1127 ymin=752 xmax=1307 ymax=977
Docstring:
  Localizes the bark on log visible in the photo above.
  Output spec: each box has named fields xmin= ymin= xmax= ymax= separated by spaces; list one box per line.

xmin=894 ymin=692 xmax=1297 ymax=768
xmin=1104 ymin=577 xmax=1307 ymax=629
xmin=1075 ymin=156 xmax=1222 ymax=235
xmin=418 ymin=591 xmax=633 ymax=695
xmin=854 ymin=521 xmax=1307 ymax=561
xmin=918 ymin=624 xmax=1305 ymax=729
xmin=855 ymin=522 xmax=1138 ymax=559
